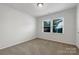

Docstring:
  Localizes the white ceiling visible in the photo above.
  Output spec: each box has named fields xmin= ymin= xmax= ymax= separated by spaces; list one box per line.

xmin=3 ymin=3 xmax=77 ymax=17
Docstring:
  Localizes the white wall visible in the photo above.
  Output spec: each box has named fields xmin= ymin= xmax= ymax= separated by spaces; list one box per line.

xmin=76 ymin=4 xmax=79 ymax=48
xmin=36 ymin=8 xmax=76 ymax=45
xmin=0 ymin=4 xmax=36 ymax=49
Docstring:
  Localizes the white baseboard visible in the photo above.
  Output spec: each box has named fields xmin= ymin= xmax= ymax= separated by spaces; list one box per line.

xmin=37 ymin=37 xmax=76 ymax=46
xmin=0 ymin=37 xmax=36 ymax=50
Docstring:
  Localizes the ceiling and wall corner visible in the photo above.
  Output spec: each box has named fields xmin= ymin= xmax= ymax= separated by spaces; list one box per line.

xmin=2 ymin=3 xmax=77 ymax=18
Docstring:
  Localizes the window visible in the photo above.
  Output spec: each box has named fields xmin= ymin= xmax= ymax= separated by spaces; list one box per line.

xmin=43 ymin=20 xmax=51 ymax=32
xmin=53 ymin=17 xmax=64 ymax=33
xmin=42 ymin=17 xmax=64 ymax=33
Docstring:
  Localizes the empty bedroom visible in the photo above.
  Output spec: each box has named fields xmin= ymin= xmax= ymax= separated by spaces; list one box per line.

xmin=0 ymin=3 xmax=79 ymax=55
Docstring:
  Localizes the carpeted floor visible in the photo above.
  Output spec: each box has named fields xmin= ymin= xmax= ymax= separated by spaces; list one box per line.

xmin=0 ymin=38 xmax=78 ymax=55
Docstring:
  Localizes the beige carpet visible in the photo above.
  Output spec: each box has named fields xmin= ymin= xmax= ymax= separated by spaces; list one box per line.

xmin=0 ymin=38 xmax=78 ymax=55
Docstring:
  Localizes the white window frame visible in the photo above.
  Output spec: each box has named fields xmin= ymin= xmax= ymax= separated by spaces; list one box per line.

xmin=42 ymin=17 xmax=64 ymax=34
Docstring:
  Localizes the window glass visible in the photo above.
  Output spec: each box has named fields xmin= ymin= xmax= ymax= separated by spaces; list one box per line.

xmin=53 ymin=17 xmax=64 ymax=33
xmin=43 ymin=20 xmax=51 ymax=32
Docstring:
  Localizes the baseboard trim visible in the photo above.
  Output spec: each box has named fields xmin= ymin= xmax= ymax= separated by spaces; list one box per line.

xmin=0 ymin=38 xmax=36 ymax=50
xmin=0 ymin=37 xmax=78 ymax=50
xmin=36 ymin=37 xmax=77 ymax=48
